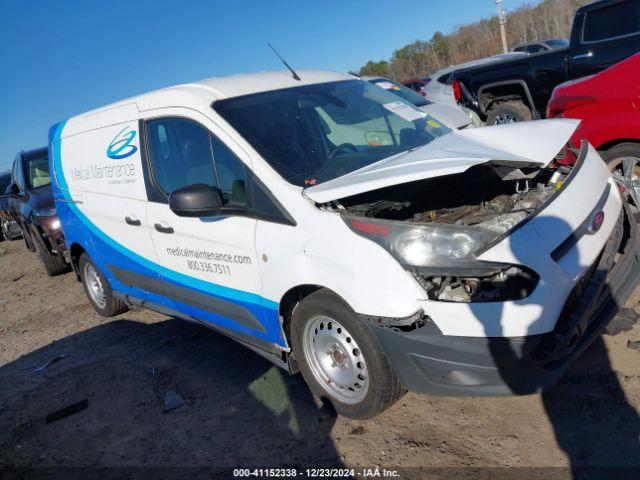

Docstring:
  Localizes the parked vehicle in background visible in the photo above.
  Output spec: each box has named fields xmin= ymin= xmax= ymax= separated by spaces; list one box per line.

xmin=50 ymin=69 xmax=639 ymax=419
xmin=512 ymin=38 xmax=569 ymax=54
xmin=401 ymin=78 xmax=428 ymax=95
xmin=548 ymin=52 xmax=640 ymax=218
xmin=423 ymin=53 xmax=529 ymax=106
xmin=7 ymin=147 xmax=68 ymax=275
xmin=0 ymin=171 xmax=22 ymax=241
xmin=363 ymin=76 xmax=472 ymax=129
xmin=453 ymin=0 xmax=640 ymax=124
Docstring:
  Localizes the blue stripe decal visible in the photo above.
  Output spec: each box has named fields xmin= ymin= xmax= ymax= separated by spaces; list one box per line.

xmin=49 ymin=121 xmax=284 ymax=347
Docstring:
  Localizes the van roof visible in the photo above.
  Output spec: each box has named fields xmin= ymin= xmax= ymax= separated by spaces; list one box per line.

xmin=61 ymin=70 xmax=353 ymax=136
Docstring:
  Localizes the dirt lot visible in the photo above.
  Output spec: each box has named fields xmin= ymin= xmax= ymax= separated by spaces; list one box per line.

xmin=1 ymin=238 xmax=639 ymax=479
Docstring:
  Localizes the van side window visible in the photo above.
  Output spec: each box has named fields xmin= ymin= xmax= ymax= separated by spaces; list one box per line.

xmin=211 ymin=136 xmax=247 ymax=206
xmin=146 ymin=118 xmax=218 ymax=195
xmin=582 ymin=0 xmax=640 ymax=42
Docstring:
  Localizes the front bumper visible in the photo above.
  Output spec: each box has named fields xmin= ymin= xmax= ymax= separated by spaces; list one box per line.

xmin=38 ymin=216 xmax=67 ymax=254
xmin=368 ymin=206 xmax=640 ymax=396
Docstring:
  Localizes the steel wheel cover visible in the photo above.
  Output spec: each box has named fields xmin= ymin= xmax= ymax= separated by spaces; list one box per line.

xmin=84 ymin=263 xmax=106 ymax=309
xmin=302 ymin=315 xmax=369 ymax=404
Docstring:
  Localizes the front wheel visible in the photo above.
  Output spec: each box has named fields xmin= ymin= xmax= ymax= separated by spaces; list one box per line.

xmin=30 ymin=225 xmax=67 ymax=276
xmin=79 ymin=253 xmax=128 ymax=317
xmin=290 ymin=289 xmax=405 ymax=419
xmin=601 ymin=143 xmax=640 ymax=218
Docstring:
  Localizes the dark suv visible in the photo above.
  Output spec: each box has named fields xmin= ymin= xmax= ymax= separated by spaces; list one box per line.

xmin=7 ymin=147 xmax=68 ymax=275
xmin=0 ymin=171 xmax=22 ymax=241
xmin=452 ymin=0 xmax=640 ymax=124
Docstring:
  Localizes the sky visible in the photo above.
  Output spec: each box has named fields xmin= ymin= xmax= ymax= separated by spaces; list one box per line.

xmin=0 ymin=0 xmax=532 ymax=171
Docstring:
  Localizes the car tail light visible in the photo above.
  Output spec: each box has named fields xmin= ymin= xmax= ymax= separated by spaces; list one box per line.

xmin=452 ymin=80 xmax=462 ymax=103
xmin=547 ymin=95 xmax=596 ymax=118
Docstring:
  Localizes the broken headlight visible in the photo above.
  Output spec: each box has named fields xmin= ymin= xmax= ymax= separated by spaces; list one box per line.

xmin=344 ymin=215 xmax=539 ymax=301
xmin=343 ymin=215 xmax=499 ymax=269
xmin=418 ymin=267 xmax=539 ymax=302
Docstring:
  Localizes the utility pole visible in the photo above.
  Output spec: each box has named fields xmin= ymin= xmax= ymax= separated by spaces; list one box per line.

xmin=495 ymin=0 xmax=508 ymax=53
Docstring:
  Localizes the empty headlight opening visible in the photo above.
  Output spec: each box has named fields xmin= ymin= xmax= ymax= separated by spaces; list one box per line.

xmin=414 ymin=265 xmax=539 ymax=303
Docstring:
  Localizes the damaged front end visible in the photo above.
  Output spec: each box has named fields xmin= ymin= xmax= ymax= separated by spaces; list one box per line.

xmin=325 ymin=157 xmax=575 ymax=303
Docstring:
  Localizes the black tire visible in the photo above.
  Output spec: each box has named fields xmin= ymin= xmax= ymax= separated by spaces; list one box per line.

xmin=486 ymin=100 xmax=533 ymax=125
xmin=78 ymin=253 xmax=128 ymax=317
xmin=601 ymin=142 xmax=640 ymax=166
xmin=30 ymin=225 xmax=67 ymax=276
xmin=290 ymin=289 xmax=405 ymax=419
xmin=22 ymin=226 xmax=36 ymax=252
xmin=601 ymin=143 xmax=640 ymax=216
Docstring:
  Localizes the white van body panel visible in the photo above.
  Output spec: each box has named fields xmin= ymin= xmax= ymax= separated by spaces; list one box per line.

xmin=426 ymin=146 xmax=621 ymax=337
xmin=51 ymin=70 xmax=621 ymax=350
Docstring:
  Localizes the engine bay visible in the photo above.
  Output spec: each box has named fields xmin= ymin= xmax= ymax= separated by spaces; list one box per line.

xmin=328 ymin=162 xmax=572 ymax=302
xmin=334 ymin=163 xmax=571 ymax=235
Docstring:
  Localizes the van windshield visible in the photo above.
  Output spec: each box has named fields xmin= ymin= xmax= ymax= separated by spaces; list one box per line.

xmin=213 ymin=80 xmax=450 ymax=187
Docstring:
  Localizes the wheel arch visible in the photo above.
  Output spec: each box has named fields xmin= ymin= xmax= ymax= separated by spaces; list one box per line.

xmin=278 ymin=284 xmax=349 ymax=344
xmin=597 ymin=138 xmax=640 ymax=153
xmin=477 ymin=80 xmax=540 ymax=119
xmin=68 ymin=242 xmax=87 ymax=280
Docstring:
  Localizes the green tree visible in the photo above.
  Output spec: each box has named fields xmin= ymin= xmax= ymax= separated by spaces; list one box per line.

xmin=356 ymin=0 xmax=582 ymax=81
xmin=359 ymin=60 xmax=390 ymax=77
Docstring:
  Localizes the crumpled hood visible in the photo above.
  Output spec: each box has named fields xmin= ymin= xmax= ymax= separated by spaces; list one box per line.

xmin=304 ymin=118 xmax=580 ymax=203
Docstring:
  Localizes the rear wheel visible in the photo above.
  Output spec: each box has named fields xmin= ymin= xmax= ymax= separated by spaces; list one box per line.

xmin=30 ymin=226 xmax=67 ymax=276
xmin=79 ymin=253 xmax=128 ymax=317
xmin=290 ymin=289 xmax=404 ymax=419
xmin=602 ymin=143 xmax=640 ymax=218
xmin=486 ymin=100 xmax=533 ymax=125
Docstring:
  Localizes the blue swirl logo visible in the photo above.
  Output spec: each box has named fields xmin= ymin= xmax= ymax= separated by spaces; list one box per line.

xmin=107 ymin=126 xmax=138 ymax=159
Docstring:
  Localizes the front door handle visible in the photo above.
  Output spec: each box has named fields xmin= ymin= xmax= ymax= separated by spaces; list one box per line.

xmin=154 ymin=222 xmax=174 ymax=234
xmin=572 ymin=51 xmax=593 ymax=61
xmin=125 ymin=216 xmax=141 ymax=226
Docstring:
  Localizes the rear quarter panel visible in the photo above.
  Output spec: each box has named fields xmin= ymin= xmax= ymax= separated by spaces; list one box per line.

xmin=555 ymin=54 xmax=640 ymax=148
xmin=454 ymin=49 xmax=567 ymax=117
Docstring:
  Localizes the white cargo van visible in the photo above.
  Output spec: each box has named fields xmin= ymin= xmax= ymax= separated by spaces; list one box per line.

xmin=49 ymin=70 xmax=640 ymax=418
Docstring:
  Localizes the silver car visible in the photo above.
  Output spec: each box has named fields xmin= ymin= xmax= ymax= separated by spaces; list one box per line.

xmin=363 ymin=76 xmax=472 ymax=130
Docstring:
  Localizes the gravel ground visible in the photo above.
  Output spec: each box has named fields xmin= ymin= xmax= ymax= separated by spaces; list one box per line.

xmin=1 ymin=238 xmax=639 ymax=479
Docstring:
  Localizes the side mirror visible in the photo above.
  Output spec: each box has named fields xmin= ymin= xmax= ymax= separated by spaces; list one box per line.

xmin=169 ymin=183 xmax=224 ymax=217
xmin=8 ymin=183 xmax=19 ymax=197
